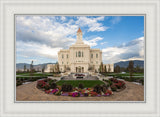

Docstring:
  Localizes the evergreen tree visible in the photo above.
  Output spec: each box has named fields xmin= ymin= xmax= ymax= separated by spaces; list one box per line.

xmin=128 ymin=61 xmax=134 ymax=80
xmin=30 ymin=60 xmax=34 ymax=76
xmin=104 ymin=65 xmax=107 ymax=73
xmin=115 ymin=65 xmax=120 ymax=73
xmin=99 ymin=62 xmax=103 ymax=73
xmin=24 ymin=64 xmax=26 ymax=72
xmin=108 ymin=64 xmax=111 ymax=72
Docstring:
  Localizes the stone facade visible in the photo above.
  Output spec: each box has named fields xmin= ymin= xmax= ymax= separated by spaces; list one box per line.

xmin=57 ymin=28 xmax=114 ymax=73
xmin=44 ymin=64 xmax=55 ymax=73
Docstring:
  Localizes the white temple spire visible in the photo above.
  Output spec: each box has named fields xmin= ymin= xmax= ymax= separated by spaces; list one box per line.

xmin=76 ymin=28 xmax=84 ymax=44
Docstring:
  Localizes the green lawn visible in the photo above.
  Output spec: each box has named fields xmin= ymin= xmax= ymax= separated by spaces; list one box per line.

xmin=106 ymin=72 xmax=144 ymax=78
xmin=56 ymin=80 xmax=105 ymax=88
xmin=16 ymin=72 xmax=54 ymax=77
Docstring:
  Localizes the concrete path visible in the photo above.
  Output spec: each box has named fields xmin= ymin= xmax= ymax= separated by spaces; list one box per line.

xmin=16 ymin=81 xmax=144 ymax=101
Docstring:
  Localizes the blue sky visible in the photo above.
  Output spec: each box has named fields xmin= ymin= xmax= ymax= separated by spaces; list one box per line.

xmin=16 ymin=16 xmax=144 ymax=64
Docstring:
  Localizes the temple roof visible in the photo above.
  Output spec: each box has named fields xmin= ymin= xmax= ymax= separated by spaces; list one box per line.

xmin=77 ymin=28 xmax=82 ymax=33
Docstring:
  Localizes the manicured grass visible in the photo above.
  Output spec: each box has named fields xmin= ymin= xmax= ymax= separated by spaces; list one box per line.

xmin=56 ymin=80 xmax=105 ymax=88
xmin=16 ymin=72 xmax=56 ymax=77
xmin=104 ymin=73 xmax=144 ymax=78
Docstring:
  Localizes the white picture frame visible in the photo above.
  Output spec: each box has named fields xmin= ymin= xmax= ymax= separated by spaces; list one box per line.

xmin=0 ymin=0 xmax=160 ymax=117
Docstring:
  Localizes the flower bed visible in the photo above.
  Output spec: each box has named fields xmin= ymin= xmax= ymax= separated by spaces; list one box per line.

xmin=36 ymin=78 xmax=115 ymax=97
xmin=106 ymin=78 xmax=126 ymax=92
xmin=36 ymin=78 xmax=126 ymax=97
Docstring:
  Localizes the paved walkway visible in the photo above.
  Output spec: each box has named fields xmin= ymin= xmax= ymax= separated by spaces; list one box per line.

xmin=16 ymin=81 xmax=144 ymax=101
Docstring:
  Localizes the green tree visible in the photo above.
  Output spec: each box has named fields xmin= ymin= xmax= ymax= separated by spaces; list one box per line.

xmin=27 ymin=69 xmax=29 ymax=73
xmin=115 ymin=65 xmax=120 ymax=73
xmin=128 ymin=61 xmax=134 ymax=80
xmin=30 ymin=60 xmax=34 ymax=76
xmin=135 ymin=65 xmax=140 ymax=73
xmin=42 ymin=65 xmax=45 ymax=73
xmin=104 ymin=65 xmax=107 ymax=73
xmin=99 ymin=62 xmax=103 ymax=73
xmin=24 ymin=64 xmax=26 ymax=72
xmin=42 ymin=65 xmax=45 ymax=77
xmin=108 ymin=64 xmax=111 ymax=72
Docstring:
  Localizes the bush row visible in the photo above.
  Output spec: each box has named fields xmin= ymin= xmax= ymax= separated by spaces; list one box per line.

xmin=93 ymin=84 xmax=109 ymax=94
xmin=16 ymin=76 xmax=47 ymax=82
xmin=103 ymin=78 xmax=126 ymax=91
xmin=114 ymin=76 xmax=144 ymax=85
xmin=37 ymin=78 xmax=57 ymax=90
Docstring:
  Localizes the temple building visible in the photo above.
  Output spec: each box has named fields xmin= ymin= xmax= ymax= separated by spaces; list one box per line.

xmin=57 ymin=28 xmax=114 ymax=73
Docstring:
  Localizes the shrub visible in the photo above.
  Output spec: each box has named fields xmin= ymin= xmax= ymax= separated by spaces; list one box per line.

xmin=110 ymin=78 xmax=118 ymax=83
xmin=114 ymin=81 xmax=125 ymax=89
xmin=108 ymin=80 xmax=113 ymax=86
xmin=101 ymin=86 xmax=107 ymax=93
xmin=140 ymin=79 xmax=144 ymax=85
xmin=102 ymin=84 xmax=108 ymax=89
xmin=61 ymin=84 xmax=73 ymax=92
xmin=37 ymin=80 xmax=46 ymax=88
xmin=93 ymin=85 xmax=102 ymax=94
xmin=110 ymin=84 xmax=117 ymax=91
xmin=16 ymin=80 xmax=23 ymax=86
xmin=48 ymin=80 xmax=53 ymax=85
xmin=78 ymin=83 xmax=84 ymax=89
xmin=84 ymin=93 xmax=89 ymax=97
xmin=44 ymin=83 xmax=50 ymax=90
xmin=50 ymin=82 xmax=57 ymax=89
xmin=53 ymin=79 xmax=57 ymax=82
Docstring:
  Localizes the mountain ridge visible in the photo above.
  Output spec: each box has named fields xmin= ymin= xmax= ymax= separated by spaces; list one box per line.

xmin=16 ymin=60 xmax=144 ymax=70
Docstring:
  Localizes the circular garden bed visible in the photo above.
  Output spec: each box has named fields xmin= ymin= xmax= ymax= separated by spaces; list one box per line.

xmin=36 ymin=78 xmax=126 ymax=97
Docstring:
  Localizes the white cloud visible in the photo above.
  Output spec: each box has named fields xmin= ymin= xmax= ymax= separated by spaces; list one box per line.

xmin=61 ymin=16 xmax=66 ymax=21
xmin=84 ymin=37 xmax=103 ymax=47
xmin=102 ymin=37 xmax=144 ymax=64
xmin=119 ymin=57 xmax=144 ymax=62
xmin=16 ymin=16 xmax=130 ymax=64
xmin=76 ymin=16 xmax=109 ymax=32
xmin=16 ymin=16 xmax=78 ymax=49
xmin=110 ymin=16 xmax=121 ymax=24
xmin=17 ymin=16 xmax=109 ymax=63
xmin=100 ymin=42 xmax=107 ymax=45
xmin=16 ymin=41 xmax=62 ymax=60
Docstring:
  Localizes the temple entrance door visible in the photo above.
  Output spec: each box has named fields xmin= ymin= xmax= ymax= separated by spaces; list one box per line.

xmin=76 ymin=66 xmax=84 ymax=73
xmin=82 ymin=67 xmax=84 ymax=73
xmin=78 ymin=66 xmax=81 ymax=73
xmin=76 ymin=67 xmax=77 ymax=73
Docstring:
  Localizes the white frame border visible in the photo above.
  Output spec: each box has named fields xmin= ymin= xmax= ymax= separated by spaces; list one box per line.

xmin=0 ymin=0 xmax=160 ymax=117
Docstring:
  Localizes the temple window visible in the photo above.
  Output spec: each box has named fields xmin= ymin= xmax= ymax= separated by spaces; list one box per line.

xmin=76 ymin=52 xmax=77 ymax=57
xmin=96 ymin=54 xmax=98 ymax=58
xmin=91 ymin=54 xmax=93 ymax=58
xmin=82 ymin=51 xmax=83 ymax=57
xmin=78 ymin=51 xmax=81 ymax=57
xmin=67 ymin=54 xmax=68 ymax=58
xmin=62 ymin=54 xmax=64 ymax=58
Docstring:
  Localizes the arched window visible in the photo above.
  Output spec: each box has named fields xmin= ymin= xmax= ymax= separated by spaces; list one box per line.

xmin=91 ymin=54 xmax=93 ymax=58
xmin=78 ymin=51 xmax=81 ymax=57
xmin=82 ymin=51 xmax=83 ymax=57
xmin=76 ymin=52 xmax=77 ymax=57
xmin=96 ymin=54 xmax=98 ymax=58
